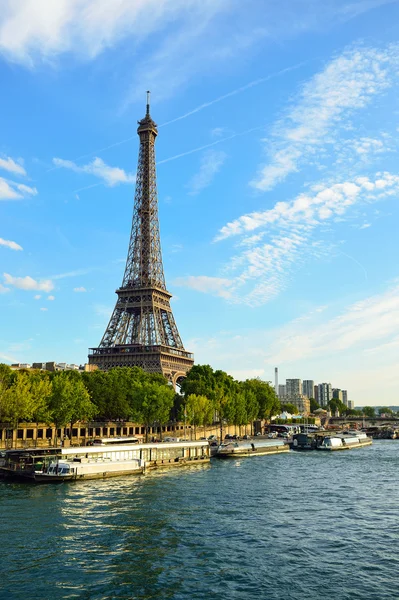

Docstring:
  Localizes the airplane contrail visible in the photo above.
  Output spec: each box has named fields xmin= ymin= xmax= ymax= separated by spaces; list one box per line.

xmin=71 ymin=125 xmax=265 ymax=193
xmin=159 ymin=61 xmax=308 ymax=128
xmin=157 ymin=126 xmax=266 ymax=165
xmin=48 ymin=60 xmax=307 ymax=173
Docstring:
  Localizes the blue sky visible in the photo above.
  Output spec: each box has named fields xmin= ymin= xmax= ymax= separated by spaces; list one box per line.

xmin=1 ymin=0 xmax=399 ymax=405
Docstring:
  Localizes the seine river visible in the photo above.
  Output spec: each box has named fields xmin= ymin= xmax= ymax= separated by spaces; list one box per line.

xmin=1 ymin=440 xmax=398 ymax=600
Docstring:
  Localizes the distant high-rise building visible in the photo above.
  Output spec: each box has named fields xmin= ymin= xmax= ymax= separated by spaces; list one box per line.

xmin=286 ymin=379 xmax=302 ymax=397
xmin=314 ymin=385 xmax=319 ymax=403
xmin=342 ymin=390 xmax=348 ymax=406
xmin=278 ymin=384 xmax=287 ymax=397
xmin=333 ymin=388 xmax=343 ymax=402
xmin=318 ymin=383 xmax=332 ymax=407
xmin=348 ymin=399 xmax=355 ymax=410
xmin=302 ymin=380 xmax=315 ymax=399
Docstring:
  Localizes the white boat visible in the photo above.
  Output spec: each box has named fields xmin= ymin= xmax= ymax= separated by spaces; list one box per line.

xmin=0 ymin=440 xmax=210 ymax=482
xmin=317 ymin=432 xmax=372 ymax=451
xmin=214 ymin=438 xmax=289 ymax=458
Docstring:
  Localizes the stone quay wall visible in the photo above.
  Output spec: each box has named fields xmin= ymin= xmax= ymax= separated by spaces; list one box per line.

xmin=0 ymin=421 xmax=255 ymax=449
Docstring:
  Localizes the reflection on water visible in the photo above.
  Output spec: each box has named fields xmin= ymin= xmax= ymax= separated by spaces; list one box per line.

xmin=1 ymin=443 xmax=398 ymax=599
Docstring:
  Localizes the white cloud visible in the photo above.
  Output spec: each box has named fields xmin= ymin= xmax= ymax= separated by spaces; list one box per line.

xmin=52 ymin=157 xmax=136 ymax=186
xmin=40 ymin=307 xmax=48 ymax=312
xmin=0 ymin=156 xmax=26 ymax=176
xmin=228 ymin=368 xmax=266 ymax=381
xmin=213 ymin=172 xmax=399 ymax=305
xmin=186 ymin=150 xmax=226 ymax=195
xmin=94 ymin=304 xmax=113 ymax=319
xmin=0 ymin=177 xmax=37 ymax=200
xmin=34 ymin=295 xmax=41 ymax=300
xmin=188 ymin=281 xmax=399 ymax=403
xmin=266 ymin=280 xmax=399 ymax=365
xmin=174 ymin=275 xmax=234 ymax=299
xmin=47 ymin=295 xmax=55 ymax=301
xmin=0 ymin=284 xmax=10 ymax=294
xmin=211 ymin=127 xmax=226 ymax=138
xmin=217 ymin=172 xmax=399 ymax=241
xmin=4 ymin=273 xmax=54 ymax=292
xmin=0 ymin=237 xmax=23 ymax=251
xmin=16 ymin=183 xmax=37 ymax=195
xmin=73 ymin=286 xmax=87 ymax=293
xmin=0 ymin=0 xmax=223 ymax=66
xmin=252 ymin=44 xmax=399 ymax=191
xmin=0 ymin=178 xmax=21 ymax=200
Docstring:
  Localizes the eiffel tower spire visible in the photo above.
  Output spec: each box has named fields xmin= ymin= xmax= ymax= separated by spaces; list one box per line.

xmin=89 ymin=94 xmax=194 ymax=385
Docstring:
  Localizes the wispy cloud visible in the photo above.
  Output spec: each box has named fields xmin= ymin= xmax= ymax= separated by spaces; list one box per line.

xmin=267 ymin=280 xmax=399 ymax=364
xmin=0 ymin=156 xmax=26 ymax=176
xmin=0 ymin=177 xmax=37 ymax=200
xmin=51 ymin=268 xmax=93 ymax=280
xmin=0 ymin=284 xmax=10 ymax=294
xmin=209 ymin=172 xmax=399 ymax=305
xmin=74 ymin=286 xmax=87 ymax=293
xmin=251 ymin=44 xmax=399 ymax=191
xmin=0 ymin=237 xmax=23 ymax=251
xmin=0 ymin=0 xmax=221 ymax=66
xmin=187 ymin=150 xmax=226 ymax=195
xmin=4 ymin=273 xmax=54 ymax=292
xmin=187 ymin=280 xmax=399 ymax=402
xmin=52 ymin=157 xmax=136 ymax=187
xmin=174 ymin=275 xmax=234 ymax=299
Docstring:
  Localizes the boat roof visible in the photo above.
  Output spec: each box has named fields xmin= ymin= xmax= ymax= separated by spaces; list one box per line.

xmin=60 ymin=440 xmax=208 ymax=455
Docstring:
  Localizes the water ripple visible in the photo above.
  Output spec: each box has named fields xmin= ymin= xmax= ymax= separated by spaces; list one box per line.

xmin=1 ymin=442 xmax=398 ymax=599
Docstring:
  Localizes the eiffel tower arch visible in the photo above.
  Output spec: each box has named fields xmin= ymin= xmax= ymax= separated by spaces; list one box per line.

xmin=89 ymin=93 xmax=194 ymax=385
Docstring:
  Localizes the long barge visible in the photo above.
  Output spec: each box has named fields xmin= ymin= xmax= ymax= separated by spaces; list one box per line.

xmin=0 ymin=439 xmax=210 ymax=483
xmin=213 ymin=438 xmax=289 ymax=458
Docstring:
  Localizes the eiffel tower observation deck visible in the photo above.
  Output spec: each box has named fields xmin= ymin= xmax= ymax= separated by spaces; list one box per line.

xmin=88 ymin=93 xmax=194 ymax=386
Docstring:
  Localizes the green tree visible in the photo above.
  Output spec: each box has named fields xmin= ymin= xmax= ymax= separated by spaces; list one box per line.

xmin=242 ymin=378 xmax=281 ymax=421
xmin=48 ymin=373 xmax=95 ymax=444
xmin=0 ymin=363 xmax=12 ymax=388
xmin=134 ymin=381 xmax=175 ymax=441
xmin=377 ymin=406 xmax=393 ymax=416
xmin=328 ymin=399 xmax=347 ymax=415
xmin=309 ymin=398 xmax=320 ymax=413
xmin=180 ymin=364 xmax=216 ymax=398
xmin=0 ymin=372 xmax=36 ymax=439
xmin=362 ymin=406 xmax=376 ymax=418
xmin=281 ymin=403 xmax=299 ymax=415
xmin=30 ymin=372 xmax=53 ymax=424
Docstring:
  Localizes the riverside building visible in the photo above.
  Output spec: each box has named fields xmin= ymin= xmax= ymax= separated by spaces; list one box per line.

xmin=286 ymin=379 xmax=302 ymax=397
xmin=318 ymin=383 xmax=333 ymax=407
xmin=302 ymin=380 xmax=315 ymax=399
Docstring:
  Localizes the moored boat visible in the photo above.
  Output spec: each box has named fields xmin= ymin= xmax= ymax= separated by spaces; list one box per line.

xmin=214 ymin=438 xmax=289 ymax=458
xmin=0 ymin=439 xmax=210 ymax=483
xmin=317 ymin=432 xmax=372 ymax=451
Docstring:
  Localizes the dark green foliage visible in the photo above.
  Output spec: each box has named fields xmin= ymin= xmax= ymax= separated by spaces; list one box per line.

xmin=309 ymin=398 xmax=320 ymax=413
xmin=362 ymin=406 xmax=376 ymax=418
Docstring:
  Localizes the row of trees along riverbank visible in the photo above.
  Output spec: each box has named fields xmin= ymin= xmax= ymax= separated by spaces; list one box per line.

xmin=0 ymin=363 xmax=283 ymax=438
xmin=1 ymin=363 xmax=377 ymax=439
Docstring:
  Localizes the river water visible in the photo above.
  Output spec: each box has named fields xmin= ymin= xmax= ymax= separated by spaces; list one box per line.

xmin=1 ymin=440 xmax=398 ymax=600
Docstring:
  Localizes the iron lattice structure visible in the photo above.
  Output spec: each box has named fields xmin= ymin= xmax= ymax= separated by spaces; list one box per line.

xmin=89 ymin=94 xmax=194 ymax=385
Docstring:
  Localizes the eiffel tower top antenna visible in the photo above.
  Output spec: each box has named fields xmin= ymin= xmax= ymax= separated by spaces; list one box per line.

xmin=146 ymin=90 xmax=150 ymax=115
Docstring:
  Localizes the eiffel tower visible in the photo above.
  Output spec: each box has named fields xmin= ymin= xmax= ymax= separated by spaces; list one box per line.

xmin=89 ymin=93 xmax=194 ymax=385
